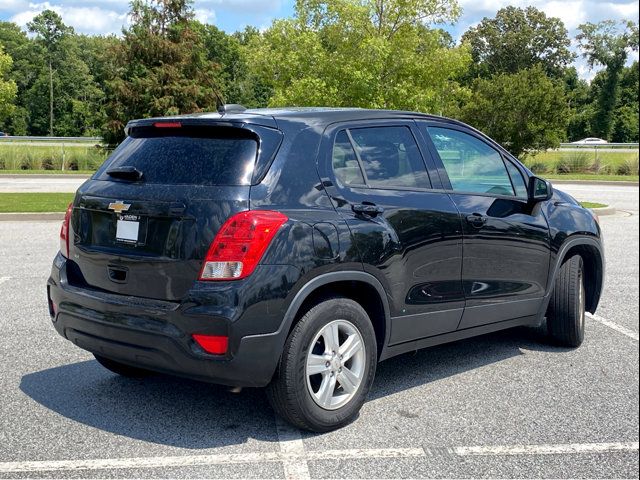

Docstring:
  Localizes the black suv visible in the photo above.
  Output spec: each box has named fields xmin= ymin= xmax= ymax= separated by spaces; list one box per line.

xmin=48 ymin=107 xmax=604 ymax=431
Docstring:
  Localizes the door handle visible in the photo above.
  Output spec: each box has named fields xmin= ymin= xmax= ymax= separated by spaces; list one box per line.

xmin=466 ymin=213 xmax=487 ymax=228
xmin=352 ymin=203 xmax=384 ymax=217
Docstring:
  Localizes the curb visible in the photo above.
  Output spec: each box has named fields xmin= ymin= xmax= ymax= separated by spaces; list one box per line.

xmin=0 ymin=212 xmax=65 ymax=221
xmin=589 ymin=206 xmax=617 ymax=216
xmin=551 ymin=179 xmax=639 ymax=186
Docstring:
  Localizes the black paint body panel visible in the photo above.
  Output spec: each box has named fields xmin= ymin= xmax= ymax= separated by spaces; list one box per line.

xmin=47 ymin=108 xmax=605 ymax=387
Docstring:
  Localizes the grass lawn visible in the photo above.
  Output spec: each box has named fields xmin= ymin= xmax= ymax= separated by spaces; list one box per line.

xmin=580 ymin=202 xmax=608 ymax=209
xmin=0 ymin=193 xmax=74 ymax=213
xmin=0 ymin=143 xmax=109 ymax=171
xmin=523 ymin=149 xmax=639 ymax=177
xmin=544 ymin=173 xmax=639 ymax=182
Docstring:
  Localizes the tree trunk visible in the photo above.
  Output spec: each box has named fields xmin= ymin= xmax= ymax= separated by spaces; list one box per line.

xmin=49 ymin=60 xmax=53 ymax=137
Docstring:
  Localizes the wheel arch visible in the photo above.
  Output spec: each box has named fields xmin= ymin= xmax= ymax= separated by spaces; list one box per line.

xmin=543 ymin=236 xmax=605 ymax=317
xmin=280 ymin=271 xmax=391 ymax=360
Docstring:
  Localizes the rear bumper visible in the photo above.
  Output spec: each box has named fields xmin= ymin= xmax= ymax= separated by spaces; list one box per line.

xmin=47 ymin=253 xmax=299 ymax=387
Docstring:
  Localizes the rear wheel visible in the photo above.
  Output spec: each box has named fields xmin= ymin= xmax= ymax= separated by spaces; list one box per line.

xmin=546 ymin=255 xmax=586 ymax=347
xmin=94 ymin=354 xmax=153 ymax=378
xmin=267 ymin=297 xmax=377 ymax=432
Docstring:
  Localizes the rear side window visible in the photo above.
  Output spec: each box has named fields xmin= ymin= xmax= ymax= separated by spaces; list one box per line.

xmin=332 ymin=131 xmax=365 ymax=186
xmin=97 ymin=126 xmax=258 ymax=185
xmin=344 ymin=126 xmax=430 ymax=189
xmin=427 ymin=127 xmax=514 ymax=196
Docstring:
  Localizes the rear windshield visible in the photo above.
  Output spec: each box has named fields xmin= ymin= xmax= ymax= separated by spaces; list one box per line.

xmin=96 ymin=126 xmax=258 ymax=185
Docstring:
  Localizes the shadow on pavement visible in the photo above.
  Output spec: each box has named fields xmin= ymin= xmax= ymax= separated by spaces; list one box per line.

xmin=20 ymin=360 xmax=278 ymax=449
xmin=370 ymin=325 xmax=571 ymax=401
xmin=20 ymin=325 xmax=571 ymax=444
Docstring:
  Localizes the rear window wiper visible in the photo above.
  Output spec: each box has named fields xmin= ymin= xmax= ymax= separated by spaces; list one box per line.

xmin=106 ymin=166 xmax=143 ymax=181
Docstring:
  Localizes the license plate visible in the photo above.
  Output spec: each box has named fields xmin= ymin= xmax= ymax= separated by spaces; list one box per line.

xmin=116 ymin=214 xmax=140 ymax=244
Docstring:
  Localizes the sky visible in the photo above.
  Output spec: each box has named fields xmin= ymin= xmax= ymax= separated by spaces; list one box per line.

xmin=1 ymin=0 xmax=638 ymax=80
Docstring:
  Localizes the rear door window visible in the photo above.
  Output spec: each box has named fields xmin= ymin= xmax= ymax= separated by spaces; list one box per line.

xmin=96 ymin=126 xmax=258 ymax=185
xmin=340 ymin=126 xmax=430 ymax=189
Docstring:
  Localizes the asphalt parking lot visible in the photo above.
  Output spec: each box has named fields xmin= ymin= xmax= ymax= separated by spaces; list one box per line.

xmin=0 ymin=183 xmax=637 ymax=478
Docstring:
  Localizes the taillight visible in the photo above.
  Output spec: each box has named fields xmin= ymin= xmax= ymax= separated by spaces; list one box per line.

xmin=192 ymin=334 xmax=228 ymax=355
xmin=199 ymin=210 xmax=288 ymax=281
xmin=59 ymin=203 xmax=73 ymax=258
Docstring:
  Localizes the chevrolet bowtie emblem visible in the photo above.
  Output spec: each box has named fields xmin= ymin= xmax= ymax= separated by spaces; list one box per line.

xmin=108 ymin=201 xmax=131 ymax=214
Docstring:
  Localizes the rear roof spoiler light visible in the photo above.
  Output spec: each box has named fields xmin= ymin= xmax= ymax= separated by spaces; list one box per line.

xmin=153 ymin=122 xmax=182 ymax=128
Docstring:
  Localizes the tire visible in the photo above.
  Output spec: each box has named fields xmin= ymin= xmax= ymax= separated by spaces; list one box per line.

xmin=266 ymin=296 xmax=378 ymax=432
xmin=546 ymin=255 xmax=586 ymax=347
xmin=94 ymin=354 xmax=153 ymax=378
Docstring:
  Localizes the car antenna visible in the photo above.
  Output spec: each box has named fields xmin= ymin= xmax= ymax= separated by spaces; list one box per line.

xmin=218 ymin=104 xmax=247 ymax=116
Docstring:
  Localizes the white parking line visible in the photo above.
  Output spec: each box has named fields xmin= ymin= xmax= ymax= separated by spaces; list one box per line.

xmin=0 ymin=276 xmax=10 ymax=286
xmin=452 ymin=442 xmax=640 ymax=457
xmin=275 ymin=416 xmax=310 ymax=480
xmin=587 ymin=313 xmax=639 ymax=341
xmin=0 ymin=442 xmax=636 ymax=474
xmin=0 ymin=452 xmax=282 ymax=473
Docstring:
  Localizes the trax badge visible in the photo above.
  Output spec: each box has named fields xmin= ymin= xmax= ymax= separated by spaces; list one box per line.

xmin=108 ymin=201 xmax=131 ymax=214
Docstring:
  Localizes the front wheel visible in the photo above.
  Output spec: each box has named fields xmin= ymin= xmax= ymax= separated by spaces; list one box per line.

xmin=266 ymin=297 xmax=377 ymax=432
xmin=546 ymin=255 xmax=586 ymax=347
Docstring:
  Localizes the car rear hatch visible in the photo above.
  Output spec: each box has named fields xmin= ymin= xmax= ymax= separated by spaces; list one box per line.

xmin=67 ymin=120 xmax=282 ymax=301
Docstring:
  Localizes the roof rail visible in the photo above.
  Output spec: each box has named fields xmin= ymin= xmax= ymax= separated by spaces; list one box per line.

xmin=217 ymin=104 xmax=247 ymax=115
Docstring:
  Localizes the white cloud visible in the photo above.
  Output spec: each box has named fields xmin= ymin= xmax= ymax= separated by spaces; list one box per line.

xmin=194 ymin=8 xmax=216 ymax=24
xmin=9 ymin=2 xmax=127 ymax=34
xmin=0 ymin=0 xmax=30 ymax=10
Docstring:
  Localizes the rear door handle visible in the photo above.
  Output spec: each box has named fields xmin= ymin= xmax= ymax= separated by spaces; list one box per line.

xmin=466 ymin=213 xmax=487 ymax=228
xmin=352 ymin=203 xmax=384 ymax=217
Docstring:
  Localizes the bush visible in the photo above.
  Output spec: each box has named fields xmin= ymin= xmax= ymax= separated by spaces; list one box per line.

xmin=527 ymin=161 xmax=549 ymax=174
xmin=616 ymin=158 xmax=639 ymax=176
xmin=597 ymin=164 xmax=613 ymax=175
xmin=556 ymin=151 xmax=590 ymax=174
xmin=41 ymin=157 xmax=55 ymax=170
xmin=0 ymin=144 xmax=109 ymax=171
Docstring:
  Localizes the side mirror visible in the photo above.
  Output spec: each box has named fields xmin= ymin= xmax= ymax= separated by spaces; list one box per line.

xmin=528 ymin=176 xmax=553 ymax=203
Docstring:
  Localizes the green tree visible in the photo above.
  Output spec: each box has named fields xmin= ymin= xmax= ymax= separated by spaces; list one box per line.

xmin=0 ymin=23 xmax=29 ymax=134
xmin=461 ymin=6 xmax=574 ymax=79
xmin=564 ymin=67 xmax=593 ymax=141
xmin=197 ymin=24 xmax=271 ymax=107
xmin=576 ymin=20 xmax=639 ymax=139
xmin=27 ymin=10 xmax=71 ymax=136
xmin=104 ymin=0 xmax=224 ymax=143
xmin=612 ymin=61 xmax=639 ymax=142
xmin=246 ymin=0 xmax=470 ymax=114
xmin=461 ymin=65 xmax=569 ymax=157
xmin=0 ymin=46 xmax=18 ymax=123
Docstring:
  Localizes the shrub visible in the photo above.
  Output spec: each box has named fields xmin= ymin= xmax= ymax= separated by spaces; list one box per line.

xmin=556 ymin=151 xmax=589 ymax=174
xmin=616 ymin=158 xmax=639 ymax=176
xmin=41 ymin=157 xmax=55 ymax=170
xmin=597 ymin=164 xmax=613 ymax=175
xmin=527 ymin=161 xmax=548 ymax=174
